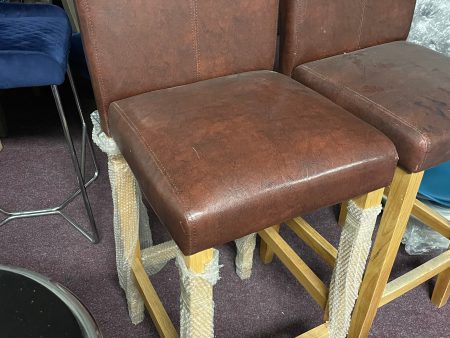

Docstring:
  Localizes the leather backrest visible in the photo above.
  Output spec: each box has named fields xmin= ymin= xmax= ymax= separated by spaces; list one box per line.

xmin=75 ymin=0 xmax=279 ymax=134
xmin=280 ymin=0 xmax=416 ymax=75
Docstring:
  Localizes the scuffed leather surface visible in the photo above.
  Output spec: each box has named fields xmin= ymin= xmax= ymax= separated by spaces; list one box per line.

xmin=109 ymin=71 xmax=397 ymax=255
xmin=75 ymin=0 xmax=279 ymax=135
xmin=0 ymin=3 xmax=71 ymax=88
xmin=294 ymin=42 xmax=450 ymax=173
xmin=279 ymin=0 xmax=416 ymax=75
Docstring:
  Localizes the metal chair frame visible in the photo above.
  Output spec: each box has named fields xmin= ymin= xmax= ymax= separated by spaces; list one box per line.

xmin=0 ymin=67 xmax=99 ymax=243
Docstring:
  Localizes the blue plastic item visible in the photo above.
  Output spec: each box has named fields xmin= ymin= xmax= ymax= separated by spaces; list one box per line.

xmin=0 ymin=3 xmax=71 ymax=88
xmin=418 ymin=160 xmax=450 ymax=207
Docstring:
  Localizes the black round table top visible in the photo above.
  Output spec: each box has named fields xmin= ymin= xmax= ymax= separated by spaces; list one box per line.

xmin=0 ymin=265 xmax=101 ymax=338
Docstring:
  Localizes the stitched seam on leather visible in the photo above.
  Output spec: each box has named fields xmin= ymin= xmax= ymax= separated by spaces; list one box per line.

xmin=294 ymin=0 xmax=300 ymax=60
xmin=357 ymin=0 xmax=368 ymax=49
xmin=111 ymin=102 xmax=194 ymax=251
xmin=81 ymin=1 xmax=109 ymax=133
xmin=190 ymin=0 xmax=200 ymax=81
xmin=291 ymin=0 xmax=307 ymax=70
xmin=186 ymin=0 xmax=201 ymax=249
xmin=418 ymin=148 xmax=430 ymax=172
xmin=299 ymin=65 xmax=432 ymax=158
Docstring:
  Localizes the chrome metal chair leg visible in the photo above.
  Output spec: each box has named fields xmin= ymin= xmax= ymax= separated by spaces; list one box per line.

xmin=0 ymin=74 xmax=99 ymax=244
xmin=66 ymin=66 xmax=98 ymax=179
xmin=51 ymin=85 xmax=99 ymax=243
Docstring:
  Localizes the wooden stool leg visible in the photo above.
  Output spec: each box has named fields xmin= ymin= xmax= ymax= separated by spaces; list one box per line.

xmin=133 ymin=244 xmax=178 ymax=338
xmin=432 ymin=263 xmax=450 ymax=308
xmin=338 ymin=201 xmax=348 ymax=227
xmin=348 ymin=167 xmax=423 ymax=338
xmin=260 ymin=224 xmax=280 ymax=264
xmin=411 ymin=198 xmax=450 ymax=308
xmin=179 ymin=249 xmax=218 ymax=338
xmin=329 ymin=188 xmax=384 ymax=338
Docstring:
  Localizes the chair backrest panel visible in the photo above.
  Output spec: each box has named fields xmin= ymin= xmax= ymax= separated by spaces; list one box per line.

xmin=75 ymin=0 xmax=279 ymax=134
xmin=280 ymin=0 xmax=416 ymax=75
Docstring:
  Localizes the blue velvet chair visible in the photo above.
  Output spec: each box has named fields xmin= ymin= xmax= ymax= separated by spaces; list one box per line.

xmin=419 ymin=161 xmax=450 ymax=208
xmin=0 ymin=3 xmax=99 ymax=243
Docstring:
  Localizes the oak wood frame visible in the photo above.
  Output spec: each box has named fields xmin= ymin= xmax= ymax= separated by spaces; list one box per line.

xmin=346 ymin=167 xmax=450 ymax=337
xmin=274 ymin=166 xmax=449 ymax=338
xmin=132 ymin=243 xmax=215 ymax=338
xmin=259 ymin=189 xmax=384 ymax=337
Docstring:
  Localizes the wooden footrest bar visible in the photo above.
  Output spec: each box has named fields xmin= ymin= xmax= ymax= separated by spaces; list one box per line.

xmin=380 ymin=250 xmax=450 ymax=307
xmin=258 ymin=226 xmax=328 ymax=309
xmin=286 ymin=218 xmax=337 ymax=267
xmin=411 ymin=199 xmax=450 ymax=239
xmin=384 ymin=187 xmax=450 ymax=239
xmin=133 ymin=254 xmax=178 ymax=338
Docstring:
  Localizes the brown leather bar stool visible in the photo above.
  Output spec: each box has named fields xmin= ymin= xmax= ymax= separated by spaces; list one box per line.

xmin=75 ymin=1 xmax=398 ymax=336
xmin=278 ymin=0 xmax=450 ymax=337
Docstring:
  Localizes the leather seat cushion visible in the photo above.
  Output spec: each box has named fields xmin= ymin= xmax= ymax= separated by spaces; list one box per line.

xmin=0 ymin=3 xmax=71 ymax=89
xmin=293 ymin=41 xmax=450 ymax=173
xmin=109 ymin=70 xmax=397 ymax=255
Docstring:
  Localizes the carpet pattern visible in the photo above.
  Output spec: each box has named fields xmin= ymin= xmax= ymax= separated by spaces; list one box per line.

xmin=0 ymin=83 xmax=448 ymax=338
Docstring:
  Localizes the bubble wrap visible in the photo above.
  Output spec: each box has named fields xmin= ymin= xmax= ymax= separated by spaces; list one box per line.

xmin=91 ymin=111 xmax=152 ymax=324
xmin=106 ymin=153 xmax=145 ymax=324
xmin=235 ymin=233 xmax=257 ymax=280
xmin=407 ymin=0 xmax=450 ymax=56
xmin=402 ymin=203 xmax=450 ymax=255
xmin=142 ymin=240 xmax=179 ymax=276
xmin=176 ymin=249 xmax=221 ymax=338
xmin=329 ymin=201 xmax=382 ymax=338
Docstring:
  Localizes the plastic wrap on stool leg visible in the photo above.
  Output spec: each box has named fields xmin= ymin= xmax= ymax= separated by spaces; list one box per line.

xmin=91 ymin=111 xmax=153 ymax=251
xmin=108 ymin=155 xmax=144 ymax=324
xmin=175 ymin=249 xmax=221 ymax=338
xmin=142 ymin=240 xmax=179 ymax=275
xmin=329 ymin=201 xmax=382 ymax=338
xmin=91 ymin=111 xmax=145 ymax=324
xmin=235 ymin=233 xmax=257 ymax=280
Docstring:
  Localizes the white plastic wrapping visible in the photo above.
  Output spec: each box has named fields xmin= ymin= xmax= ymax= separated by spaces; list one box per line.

xmin=235 ymin=233 xmax=257 ymax=280
xmin=402 ymin=202 xmax=450 ymax=255
xmin=329 ymin=201 xmax=382 ymax=338
xmin=92 ymin=111 xmax=145 ymax=323
xmin=407 ymin=0 xmax=450 ymax=56
xmin=176 ymin=249 xmax=221 ymax=338
xmin=142 ymin=240 xmax=178 ymax=276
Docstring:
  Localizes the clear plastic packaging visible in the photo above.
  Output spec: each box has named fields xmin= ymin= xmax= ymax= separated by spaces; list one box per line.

xmin=407 ymin=0 xmax=450 ymax=56
xmin=402 ymin=201 xmax=450 ymax=256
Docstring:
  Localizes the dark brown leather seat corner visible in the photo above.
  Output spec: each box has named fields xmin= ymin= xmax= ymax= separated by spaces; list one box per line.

xmin=293 ymin=41 xmax=450 ymax=173
xmin=109 ymin=70 xmax=397 ymax=255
